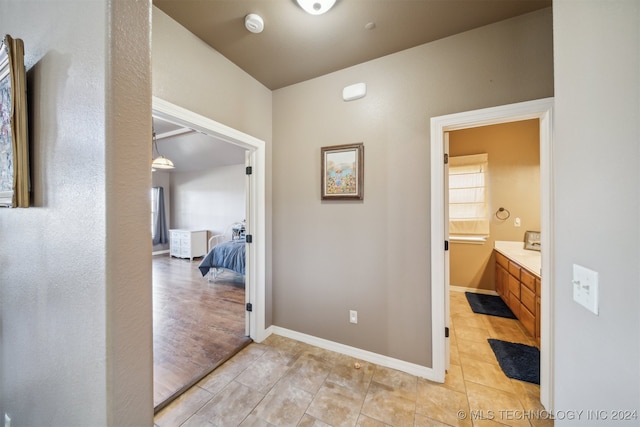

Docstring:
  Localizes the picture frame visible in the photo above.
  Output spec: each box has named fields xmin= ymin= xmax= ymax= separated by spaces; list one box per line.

xmin=0 ymin=34 xmax=29 ymax=208
xmin=321 ymin=143 xmax=364 ymax=200
xmin=524 ymin=230 xmax=541 ymax=251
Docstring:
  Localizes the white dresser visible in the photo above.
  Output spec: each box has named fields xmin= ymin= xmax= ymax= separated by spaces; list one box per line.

xmin=169 ymin=229 xmax=208 ymax=260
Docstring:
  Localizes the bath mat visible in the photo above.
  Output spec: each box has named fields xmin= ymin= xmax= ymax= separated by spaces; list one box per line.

xmin=488 ymin=339 xmax=540 ymax=384
xmin=465 ymin=292 xmax=516 ymax=319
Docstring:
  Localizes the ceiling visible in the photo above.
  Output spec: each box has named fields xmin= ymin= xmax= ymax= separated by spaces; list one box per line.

xmin=151 ymin=0 xmax=551 ymax=173
xmin=153 ymin=0 xmax=551 ymax=90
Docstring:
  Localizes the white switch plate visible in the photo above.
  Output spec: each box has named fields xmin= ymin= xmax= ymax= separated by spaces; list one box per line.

xmin=573 ymin=264 xmax=599 ymax=315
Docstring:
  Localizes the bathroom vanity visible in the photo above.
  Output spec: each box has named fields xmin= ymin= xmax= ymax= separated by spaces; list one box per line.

xmin=494 ymin=241 xmax=541 ymax=347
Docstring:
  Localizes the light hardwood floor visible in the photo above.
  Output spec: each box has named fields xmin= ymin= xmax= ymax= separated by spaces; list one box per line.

xmin=153 ymin=254 xmax=251 ymax=412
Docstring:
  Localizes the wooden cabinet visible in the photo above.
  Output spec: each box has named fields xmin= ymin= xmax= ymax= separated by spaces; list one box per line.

xmin=170 ymin=230 xmax=207 ymax=260
xmin=494 ymin=249 xmax=541 ymax=347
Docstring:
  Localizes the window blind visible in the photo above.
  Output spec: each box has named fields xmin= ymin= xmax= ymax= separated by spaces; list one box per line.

xmin=449 ymin=153 xmax=489 ymax=236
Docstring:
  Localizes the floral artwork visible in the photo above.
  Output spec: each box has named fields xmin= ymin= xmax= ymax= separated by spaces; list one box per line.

xmin=0 ymin=72 xmax=13 ymax=195
xmin=321 ymin=143 xmax=364 ymax=200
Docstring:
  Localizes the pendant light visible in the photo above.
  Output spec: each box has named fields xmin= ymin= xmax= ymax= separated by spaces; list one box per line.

xmin=151 ymin=127 xmax=175 ymax=170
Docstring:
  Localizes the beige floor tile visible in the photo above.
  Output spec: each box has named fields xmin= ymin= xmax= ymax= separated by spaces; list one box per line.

xmin=454 ymin=325 xmax=492 ymax=344
xmin=464 ymin=382 xmax=529 ymax=427
xmin=414 ymin=413 xmax=457 ymax=426
xmin=297 ymin=414 xmax=332 ymax=427
xmin=306 ymin=381 xmax=366 ymax=427
xmin=356 ymin=414 xmax=391 ymax=426
xmin=196 ymin=380 xmax=266 ymax=426
xmin=456 ymin=338 xmax=499 ymax=365
xmin=235 ymin=347 xmax=294 ymax=393
xmin=370 ymin=365 xmax=418 ymax=401
xmin=360 ymin=381 xmax=416 ymax=426
xmin=239 ymin=413 xmax=277 ymax=426
xmin=154 ymin=385 xmax=214 ymax=427
xmin=281 ymin=352 xmax=332 ymax=394
xmin=180 ymin=413 xmax=215 ymax=427
xmin=415 ymin=380 xmax=471 ymax=427
xmin=443 ymin=363 xmax=466 ymax=393
xmin=251 ymin=382 xmax=314 ymax=427
xmin=459 ymin=355 xmax=515 ymax=394
xmin=325 ymin=358 xmax=375 ymax=395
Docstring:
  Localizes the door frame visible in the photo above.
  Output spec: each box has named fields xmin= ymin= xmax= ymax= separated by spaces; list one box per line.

xmin=430 ymin=98 xmax=554 ymax=410
xmin=152 ymin=96 xmax=268 ymax=342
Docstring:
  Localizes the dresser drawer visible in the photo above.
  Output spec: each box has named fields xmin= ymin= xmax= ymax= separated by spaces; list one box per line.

xmin=495 ymin=251 xmax=509 ymax=269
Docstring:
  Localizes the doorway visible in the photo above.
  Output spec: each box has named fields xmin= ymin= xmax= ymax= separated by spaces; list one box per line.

xmin=430 ymin=98 xmax=554 ymax=410
xmin=151 ymin=97 xmax=267 ymax=410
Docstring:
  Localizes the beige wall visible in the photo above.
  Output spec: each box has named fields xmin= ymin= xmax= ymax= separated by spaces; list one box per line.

xmin=449 ymin=120 xmax=540 ymax=291
xmin=0 ymin=1 xmax=153 ymax=425
xmin=272 ymin=9 xmax=553 ymax=367
xmin=152 ymin=6 xmax=274 ymax=324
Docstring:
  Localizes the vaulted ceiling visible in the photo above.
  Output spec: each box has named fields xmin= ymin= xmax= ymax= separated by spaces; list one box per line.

xmin=152 ymin=0 xmax=551 ymax=172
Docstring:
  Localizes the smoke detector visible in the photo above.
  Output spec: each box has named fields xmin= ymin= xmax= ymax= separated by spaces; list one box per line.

xmin=245 ymin=14 xmax=264 ymax=33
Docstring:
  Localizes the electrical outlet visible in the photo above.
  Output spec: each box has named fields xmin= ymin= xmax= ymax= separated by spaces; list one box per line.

xmin=514 ymin=217 xmax=521 ymax=227
xmin=349 ymin=310 xmax=358 ymax=324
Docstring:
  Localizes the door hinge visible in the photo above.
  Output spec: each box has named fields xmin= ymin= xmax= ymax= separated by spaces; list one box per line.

xmin=444 ymin=153 xmax=449 ymax=164
xmin=445 ymin=240 xmax=449 ymax=251
xmin=246 ymin=166 xmax=252 ymax=175
xmin=246 ymin=302 xmax=253 ymax=312
xmin=245 ymin=234 xmax=253 ymax=243
xmin=445 ymin=327 xmax=450 ymax=338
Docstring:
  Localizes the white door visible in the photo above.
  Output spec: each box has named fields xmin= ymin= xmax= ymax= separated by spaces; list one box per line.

xmin=444 ymin=132 xmax=451 ymax=370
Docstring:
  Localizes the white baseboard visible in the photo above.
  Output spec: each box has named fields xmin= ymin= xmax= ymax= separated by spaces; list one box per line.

xmin=152 ymin=249 xmax=170 ymax=256
xmin=450 ymin=285 xmax=497 ymax=296
xmin=268 ymin=326 xmax=439 ymax=382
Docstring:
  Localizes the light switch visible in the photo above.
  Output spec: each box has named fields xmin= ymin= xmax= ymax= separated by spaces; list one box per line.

xmin=572 ymin=264 xmax=599 ymax=315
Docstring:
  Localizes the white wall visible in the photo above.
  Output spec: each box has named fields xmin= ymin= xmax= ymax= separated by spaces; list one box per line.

xmin=170 ymin=164 xmax=246 ymax=235
xmin=0 ymin=1 xmax=153 ymax=426
xmin=553 ymin=0 xmax=639 ymax=422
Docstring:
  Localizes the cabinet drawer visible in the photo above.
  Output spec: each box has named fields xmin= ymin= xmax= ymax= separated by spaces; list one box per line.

xmin=520 ymin=284 xmax=536 ymax=313
xmin=495 ymin=251 xmax=509 ymax=269
xmin=509 ymin=293 xmax=520 ymax=317
xmin=508 ymin=261 xmax=521 ymax=279
xmin=519 ymin=303 xmax=535 ymax=337
xmin=521 ymin=269 xmax=536 ymax=292
xmin=509 ymin=274 xmax=520 ymax=299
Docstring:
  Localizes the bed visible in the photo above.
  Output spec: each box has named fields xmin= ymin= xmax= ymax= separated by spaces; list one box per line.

xmin=198 ymin=233 xmax=246 ymax=280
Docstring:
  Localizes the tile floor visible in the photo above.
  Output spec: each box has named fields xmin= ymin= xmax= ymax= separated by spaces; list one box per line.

xmin=154 ymin=290 xmax=552 ymax=427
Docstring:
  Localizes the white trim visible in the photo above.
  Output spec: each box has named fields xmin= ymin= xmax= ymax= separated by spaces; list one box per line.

xmin=431 ymin=98 xmax=554 ymax=409
xmin=271 ymin=326 xmax=438 ymax=380
xmin=152 ymin=97 xmax=268 ymax=343
xmin=450 ymin=286 xmax=498 ymax=296
xmin=449 ymin=235 xmax=487 ymax=244
xmin=152 ymin=250 xmax=170 ymax=256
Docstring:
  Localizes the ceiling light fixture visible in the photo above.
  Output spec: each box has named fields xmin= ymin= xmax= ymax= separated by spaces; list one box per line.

xmin=245 ymin=14 xmax=264 ymax=33
xmin=151 ymin=128 xmax=175 ymax=170
xmin=296 ymin=0 xmax=336 ymax=15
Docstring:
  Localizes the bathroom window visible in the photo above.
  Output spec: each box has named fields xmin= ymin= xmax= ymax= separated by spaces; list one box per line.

xmin=449 ymin=153 xmax=489 ymax=237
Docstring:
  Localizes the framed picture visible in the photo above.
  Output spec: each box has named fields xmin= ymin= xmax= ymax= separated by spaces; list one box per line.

xmin=321 ymin=143 xmax=364 ymax=200
xmin=524 ymin=230 xmax=541 ymax=251
xmin=0 ymin=34 xmax=29 ymax=208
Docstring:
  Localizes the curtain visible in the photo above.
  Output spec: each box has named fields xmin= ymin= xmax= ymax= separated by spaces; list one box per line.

xmin=152 ymin=187 xmax=169 ymax=245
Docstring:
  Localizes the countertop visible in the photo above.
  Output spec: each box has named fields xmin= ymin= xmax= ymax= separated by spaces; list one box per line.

xmin=494 ymin=240 xmax=541 ymax=278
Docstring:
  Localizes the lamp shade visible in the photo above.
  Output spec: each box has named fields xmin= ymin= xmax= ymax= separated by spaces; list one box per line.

xmin=296 ymin=0 xmax=336 ymax=15
xmin=152 ymin=156 xmax=175 ymax=170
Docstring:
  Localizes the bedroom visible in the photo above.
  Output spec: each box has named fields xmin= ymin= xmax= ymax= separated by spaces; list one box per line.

xmin=151 ymin=116 xmax=251 ymax=409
